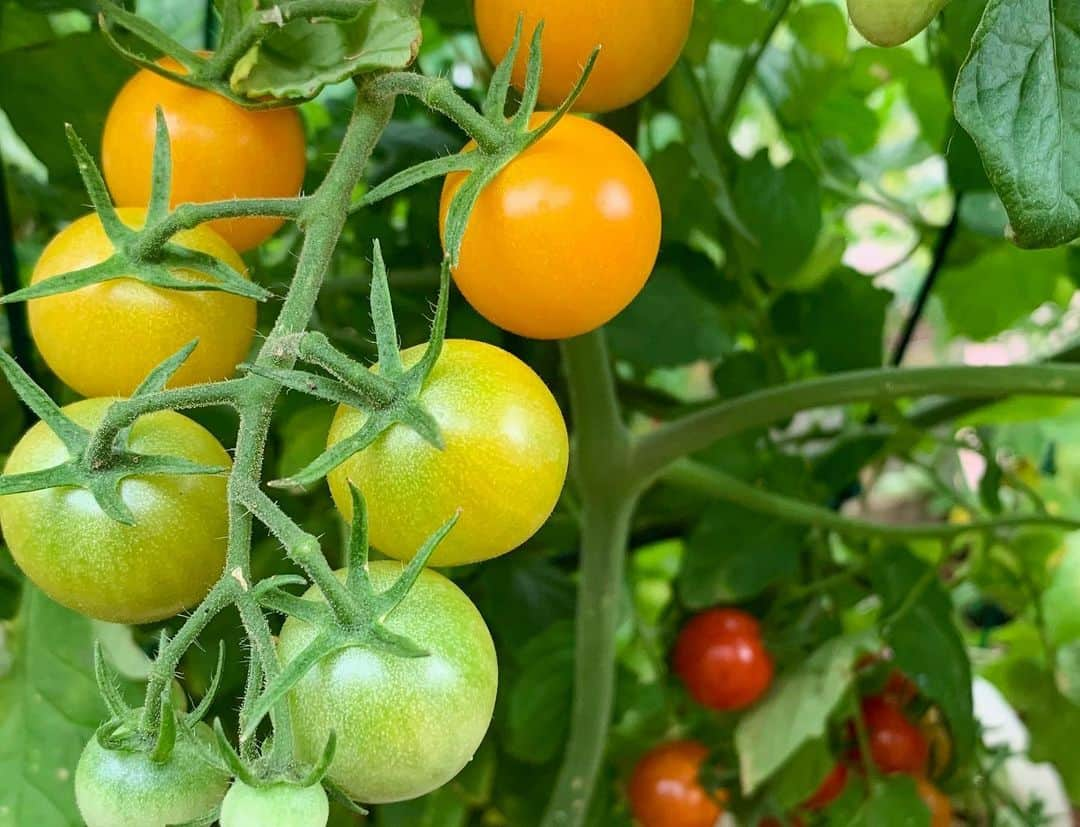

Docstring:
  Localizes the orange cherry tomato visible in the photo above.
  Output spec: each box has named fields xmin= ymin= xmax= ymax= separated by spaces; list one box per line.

xmin=441 ymin=113 xmax=661 ymax=339
xmin=473 ymin=0 xmax=695 ymax=113
xmin=628 ymin=741 xmax=724 ymax=827
xmin=102 ymin=57 xmax=307 ymax=252
xmin=915 ymin=777 xmax=953 ymax=827
xmin=28 ymin=208 xmax=256 ymax=397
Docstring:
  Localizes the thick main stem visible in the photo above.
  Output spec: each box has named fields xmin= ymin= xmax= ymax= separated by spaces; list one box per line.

xmin=542 ymin=332 xmax=637 ymax=827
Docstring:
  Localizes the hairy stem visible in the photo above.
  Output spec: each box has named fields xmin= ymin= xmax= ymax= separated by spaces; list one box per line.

xmin=542 ymin=332 xmax=638 ymax=827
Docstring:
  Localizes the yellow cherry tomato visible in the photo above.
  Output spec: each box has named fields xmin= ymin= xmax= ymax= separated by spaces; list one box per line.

xmin=327 ymin=339 xmax=569 ymax=567
xmin=473 ymin=0 xmax=695 ymax=113
xmin=102 ymin=57 xmax=307 ymax=252
xmin=440 ymin=113 xmax=661 ymax=340
xmin=28 ymin=207 xmax=256 ymax=398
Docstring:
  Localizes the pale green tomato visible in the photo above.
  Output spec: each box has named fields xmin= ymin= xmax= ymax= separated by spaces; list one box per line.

xmin=847 ymin=0 xmax=948 ymax=47
xmin=219 ymin=780 xmax=329 ymax=827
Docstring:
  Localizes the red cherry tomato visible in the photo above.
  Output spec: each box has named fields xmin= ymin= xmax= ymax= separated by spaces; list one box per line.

xmin=802 ymin=761 xmax=848 ymax=811
xmin=673 ymin=608 xmax=774 ymax=711
xmin=861 ymin=696 xmax=930 ymax=775
xmin=628 ymin=741 xmax=724 ymax=827
xmin=883 ymin=670 xmax=919 ymax=707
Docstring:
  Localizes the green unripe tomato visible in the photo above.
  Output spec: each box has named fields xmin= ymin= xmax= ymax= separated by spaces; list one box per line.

xmin=219 ymin=780 xmax=329 ymax=827
xmin=0 ymin=398 xmax=230 ymax=623
xmin=278 ymin=563 xmax=498 ymax=804
xmin=75 ymin=723 xmax=229 ymax=827
xmin=847 ymin=0 xmax=948 ymax=47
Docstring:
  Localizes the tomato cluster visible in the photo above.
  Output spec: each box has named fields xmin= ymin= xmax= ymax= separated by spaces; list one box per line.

xmin=630 ymin=608 xmax=955 ymax=826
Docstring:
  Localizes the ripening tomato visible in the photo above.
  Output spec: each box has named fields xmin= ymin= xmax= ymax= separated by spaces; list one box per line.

xmin=278 ymin=564 xmax=498 ymax=804
xmin=673 ymin=608 xmax=774 ymax=711
xmin=473 ymin=0 xmax=694 ymax=113
xmin=802 ymin=762 xmax=848 ymax=811
xmin=75 ymin=723 xmax=229 ymax=827
xmin=860 ymin=696 xmax=930 ymax=775
xmin=327 ymin=339 xmax=568 ymax=567
xmin=628 ymin=741 xmax=724 ymax=827
xmin=102 ymin=57 xmax=307 ymax=251
xmin=440 ymin=113 xmax=661 ymax=340
xmin=28 ymin=208 xmax=256 ymax=398
xmin=0 ymin=399 xmax=230 ymax=623
xmin=915 ymin=777 xmax=953 ymax=827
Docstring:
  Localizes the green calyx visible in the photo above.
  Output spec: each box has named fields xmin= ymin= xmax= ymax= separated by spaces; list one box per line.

xmin=0 ymin=343 xmax=229 ymax=525
xmin=0 ymin=113 xmax=270 ymax=307
xmin=240 ymin=485 xmax=459 ymax=742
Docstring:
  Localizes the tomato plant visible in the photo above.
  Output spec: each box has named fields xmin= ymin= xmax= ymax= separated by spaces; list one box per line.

xmin=27 ymin=206 xmax=256 ymax=398
xmin=0 ymin=398 xmax=229 ymax=624
xmin=673 ymin=607 xmax=774 ymax=711
xmin=440 ymin=113 xmax=661 ymax=340
xmin=326 ymin=339 xmax=569 ymax=566
xmin=2 ymin=1 xmax=1080 ymax=826
xmin=102 ymin=58 xmax=307 ymax=252
xmin=627 ymin=740 xmax=724 ymax=827
xmin=473 ymin=0 xmax=695 ymax=113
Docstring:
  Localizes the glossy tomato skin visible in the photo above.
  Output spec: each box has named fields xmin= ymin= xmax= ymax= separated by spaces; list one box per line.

xmin=0 ymin=399 xmax=230 ymax=624
xmin=474 ymin=0 xmax=694 ymax=113
xmin=673 ymin=608 xmax=774 ymax=711
xmin=861 ymin=696 xmax=930 ymax=775
xmin=75 ymin=723 xmax=229 ymax=827
xmin=278 ymin=564 xmax=498 ymax=804
xmin=440 ymin=114 xmax=661 ymax=340
xmin=102 ymin=57 xmax=306 ymax=251
xmin=219 ymin=780 xmax=330 ymax=827
xmin=29 ymin=208 xmax=255 ymax=398
xmin=915 ymin=777 xmax=953 ymax=827
xmin=628 ymin=740 xmax=723 ymax=827
xmin=327 ymin=339 xmax=568 ymax=567
xmin=802 ymin=762 xmax=848 ymax=811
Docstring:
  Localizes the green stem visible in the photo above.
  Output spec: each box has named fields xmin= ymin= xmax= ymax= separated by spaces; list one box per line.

xmin=633 ymin=364 xmax=1080 ymax=483
xmin=542 ymin=331 xmax=638 ymax=827
xmin=717 ymin=0 xmax=793 ymax=131
xmin=661 ymin=459 xmax=1080 ymax=540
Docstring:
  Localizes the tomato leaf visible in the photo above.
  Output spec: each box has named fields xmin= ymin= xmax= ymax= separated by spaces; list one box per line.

xmin=503 ymin=623 xmax=574 ymax=766
xmin=0 ymin=586 xmax=138 ymax=826
xmin=229 ymin=0 xmax=422 ymax=101
xmin=954 ymin=0 xmax=1080 ymax=248
xmin=735 ymin=630 xmax=881 ymax=794
xmin=847 ymin=774 xmax=931 ymax=826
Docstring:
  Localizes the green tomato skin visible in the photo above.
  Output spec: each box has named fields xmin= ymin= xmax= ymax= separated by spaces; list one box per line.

xmin=278 ymin=563 xmax=499 ymax=804
xmin=326 ymin=339 xmax=569 ymax=567
xmin=75 ymin=724 xmax=229 ymax=827
xmin=847 ymin=0 xmax=947 ymax=47
xmin=0 ymin=398 xmax=230 ymax=623
xmin=219 ymin=780 xmax=329 ymax=827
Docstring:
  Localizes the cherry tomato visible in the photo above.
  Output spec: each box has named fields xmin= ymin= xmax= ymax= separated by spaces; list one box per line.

xmin=846 ymin=0 xmax=947 ymax=48
xmin=473 ymin=0 xmax=695 ymax=113
xmin=915 ymin=777 xmax=953 ymax=827
xmin=278 ymin=564 xmax=498 ymax=803
xmin=802 ymin=761 xmax=848 ymax=811
xmin=673 ymin=608 xmax=774 ymax=711
xmin=860 ymin=696 xmax=930 ymax=775
xmin=102 ymin=57 xmax=306 ymax=251
xmin=75 ymin=723 xmax=229 ymax=827
xmin=628 ymin=740 xmax=724 ymax=827
xmin=219 ymin=780 xmax=329 ymax=827
xmin=28 ymin=208 xmax=256 ymax=398
xmin=883 ymin=669 xmax=919 ymax=707
xmin=0 ymin=398 xmax=230 ymax=623
xmin=440 ymin=113 xmax=661 ymax=340
xmin=326 ymin=339 xmax=568 ymax=567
